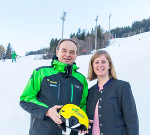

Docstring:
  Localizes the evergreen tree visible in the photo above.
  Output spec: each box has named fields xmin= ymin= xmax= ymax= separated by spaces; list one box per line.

xmin=49 ymin=38 xmax=60 ymax=55
xmin=90 ymin=28 xmax=95 ymax=37
xmin=97 ymin=25 xmax=103 ymax=49
xmin=80 ymin=29 xmax=86 ymax=40
xmin=144 ymin=19 xmax=150 ymax=31
xmin=75 ymin=28 xmax=86 ymax=40
xmin=76 ymin=28 xmax=82 ymax=40
xmin=6 ymin=43 xmax=12 ymax=59
xmin=86 ymin=31 xmax=90 ymax=37
xmin=70 ymin=33 xmax=75 ymax=38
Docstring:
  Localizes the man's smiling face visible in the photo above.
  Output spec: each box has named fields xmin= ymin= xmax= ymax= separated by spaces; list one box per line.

xmin=56 ymin=40 xmax=78 ymax=64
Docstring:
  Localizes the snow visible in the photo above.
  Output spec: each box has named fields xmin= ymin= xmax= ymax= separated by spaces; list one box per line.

xmin=0 ymin=32 xmax=150 ymax=135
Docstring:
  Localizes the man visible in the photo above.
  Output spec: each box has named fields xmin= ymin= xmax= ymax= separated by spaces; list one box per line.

xmin=20 ymin=39 xmax=88 ymax=135
xmin=12 ymin=51 xmax=17 ymax=62
xmin=82 ymin=49 xmax=86 ymax=55
xmin=2 ymin=51 xmax=6 ymax=62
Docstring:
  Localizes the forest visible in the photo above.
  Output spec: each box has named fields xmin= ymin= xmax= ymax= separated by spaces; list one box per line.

xmin=0 ymin=17 xmax=150 ymax=59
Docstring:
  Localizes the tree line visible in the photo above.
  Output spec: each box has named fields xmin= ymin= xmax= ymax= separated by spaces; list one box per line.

xmin=1 ymin=17 xmax=150 ymax=59
xmin=26 ymin=25 xmax=109 ymax=57
xmin=27 ymin=17 xmax=150 ymax=57
xmin=111 ymin=18 xmax=150 ymax=38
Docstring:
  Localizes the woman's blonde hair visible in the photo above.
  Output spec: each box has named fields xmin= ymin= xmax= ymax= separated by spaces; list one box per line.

xmin=87 ymin=50 xmax=117 ymax=81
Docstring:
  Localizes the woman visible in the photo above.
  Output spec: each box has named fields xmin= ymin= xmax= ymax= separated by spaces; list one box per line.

xmin=86 ymin=50 xmax=139 ymax=135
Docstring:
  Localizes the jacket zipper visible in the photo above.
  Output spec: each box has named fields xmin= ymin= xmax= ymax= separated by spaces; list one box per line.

xmin=58 ymin=81 xmax=61 ymax=100
xmin=71 ymin=83 xmax=73 ymax=102
xmin=30 ymin=117 xmax=36 ymax=134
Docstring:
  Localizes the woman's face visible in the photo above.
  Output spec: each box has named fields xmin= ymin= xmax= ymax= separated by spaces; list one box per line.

xmin=93 ymin=54 xmax=110 ymax=78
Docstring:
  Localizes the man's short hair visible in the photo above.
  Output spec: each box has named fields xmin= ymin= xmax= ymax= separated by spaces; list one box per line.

xmin=56 ymin=39 xmax=79 ymax=54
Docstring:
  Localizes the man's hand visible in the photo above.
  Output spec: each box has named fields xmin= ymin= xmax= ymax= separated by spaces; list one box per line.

xmin=45 ymin=105 xmax=63 ymax=124
xmin=79 ymin=119 xmax=93 ymax=134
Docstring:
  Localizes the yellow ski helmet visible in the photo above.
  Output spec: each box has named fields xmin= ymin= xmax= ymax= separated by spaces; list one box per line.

xmin=59 ymin=104 xmax=89 ymax=132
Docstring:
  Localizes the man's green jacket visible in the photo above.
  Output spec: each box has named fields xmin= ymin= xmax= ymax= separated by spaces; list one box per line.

xmin=20 ymin=57 xmax=88 ymax=135
xmin=12 ymin=52 xmax=16 ymax=58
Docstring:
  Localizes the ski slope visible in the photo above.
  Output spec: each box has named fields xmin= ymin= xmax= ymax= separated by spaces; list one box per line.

xmin=0 ymin=31 xmax=150 ymax=135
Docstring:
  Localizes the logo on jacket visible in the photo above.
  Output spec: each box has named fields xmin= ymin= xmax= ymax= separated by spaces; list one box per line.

xmin=47 ymin=79 xmax=57 ymax=84
xmin=75 ymin=85 xmax=82 ymax=90
xmin=47 ymin=79 xmax=58 ymax=87
xmin=50 ymin=84 xmax=57 ymax=87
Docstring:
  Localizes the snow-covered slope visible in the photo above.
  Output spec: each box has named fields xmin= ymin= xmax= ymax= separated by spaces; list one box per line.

xmin=0 ymin=32 xmax=150 ymax=135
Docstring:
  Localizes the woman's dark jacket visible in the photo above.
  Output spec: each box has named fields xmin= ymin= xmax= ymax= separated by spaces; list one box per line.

xmin=86 ymin=79 xmax=139 ymax=135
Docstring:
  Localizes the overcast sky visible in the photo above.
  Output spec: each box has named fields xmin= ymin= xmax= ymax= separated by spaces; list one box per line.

xmin=0 ymin=0 xmax=150 ymax=56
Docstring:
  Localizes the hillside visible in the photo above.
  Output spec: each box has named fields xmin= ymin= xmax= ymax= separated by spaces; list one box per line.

xmin=0 ymin=31 xmax=150 ymax=135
